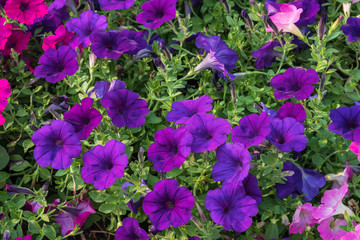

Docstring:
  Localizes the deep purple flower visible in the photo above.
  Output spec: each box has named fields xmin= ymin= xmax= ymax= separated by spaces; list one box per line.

xmin=261 ymin=102 xmax=277 ymax=118
xmin=119 ymin=30 xmax=147 ymax=55
xmin=55 ymin=198 xmax=96 ymax=236
xmin=231 ymin=112 xmax=271 ymax=148
xmin=148 ymin=127 xmax=193 ymax=172
xmin=240 ymin=174 xmax=262 ymax=205
xmin=341 ymin=17 xmax=360 ymax=42
xmin=101 ymin=89 xmax=149 ymax=128
xmin=32 ymin=120 xmax=82 ymax=169
xmin=34 ymin=46 xmax=78 ymax=83
xmin=136 ymin=0 xmax=177 ymax=30
xmin=276 ymin=102 xmax=306 ymax=122
xmin=251 ymin=41 xmax=281 ymax=70
xmin=5 ymin=184 xmax=34 ymax=195
xmin=205 ymin=182 xmax=258 ymax=232
xmin=328 ymin=106 xmax=360 ymax=141
xmin=99 ymin=0 xmax=134 ymax=10
xmin=63 ymin=98 xmax=102 ymax=140
xmin=270 ymin=68 xmax=319 ymax=100
xmin=186 ymin=114 xmax=231 ymax=153
xmin=188 ymin=237 xmax=200 ymax=240
xmin=115 ymin=217 xmax=148 ymax=240
xmin=23 ymin=199 xmax=60 ymax=214
xmin=65 ymin=10 xmax=108 ymax=47
xmin=90 ymin=79 xmax=126 ymax=98
xmin=166 ymin=95 xmax=213 ymax=125
xmin=143 ymin=179 xmax=195 ymax=230
xmin=81 ymin=140 xmax=128 ymax=190
xmin=298 ymin=166 xmax=326 ymax=201
xmin=266 ymin=117 xmax=307 ymax=152
xmin=213 ymin=143 xmax=251 ymax=183
xmin=27 ymin=7 xmax=69 ymax=35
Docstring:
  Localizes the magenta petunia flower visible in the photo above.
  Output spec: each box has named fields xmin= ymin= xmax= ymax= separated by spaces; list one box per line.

xmin=341 ymin=224 xmax=360 ymax=240
xmin=55 ymin=198 xmax=96 ymax=236
xmin=205 ymin=182 xmax=258 ymax=232
xmin=212 ymin=143 xmax=251 ymax=183
xmin=251 ymin=41 xmax=281 ymax=70
xmin=63 ymin=98 xmax=102 ymax=140
xmin=14 ymin=235 xmax=32 ymax=240
xmin=1 ymin=27 xmax=31 ymax=56
xmin=317 ymin=217 xmax=348 ymax=240
xmin=341 ymin=17 xmax=360 ymax=42
xmin=143 ymin=179 xmax=195 ymax=230
xmin=90 ymin=79 xmax=126 ymax=98
xmin=271 ymin=68 xmax=319 ymax=100
xmin=0 ymin=18 xmax=12 ymax=51
xmin=101 ymin=89 xmax=149 ymax=128
xmin=31 ymin=120 xmax=82 ymax=169
xmin=0 ymin=79 xmax=11 ymax=125
xmin=166 ymin=95 xmax=213 ymax=125
xmin=81 ymin=140 xmax=128 ymax=190
xmin=34 ymin=45 xmax=79 ymax=83
xmin=42 ymin=25 xmax=75 ymax=51
xmin=186 ymin=114 xmax=231 ymax=153
xmin=276 ymin=102 xmax=306 ymax=122
xmin=148 ymin=127 xmax=193 ymax=172
xmin=328 ymin=106 xmax=360 ymax=141
xmin=4 ymin=0 xmax=48 ymax=25
xmin=99 ymin=0 xmax=135 ymax=10
xmin=231 ymin=112 xmax=271 ymax=148
xmin=136 ymin=0 xmax=177 ymax=30
xmin=289 ymin=203 xmax=318 ymax=234
xmin=115 ymin=217 xmax=149 ymax=240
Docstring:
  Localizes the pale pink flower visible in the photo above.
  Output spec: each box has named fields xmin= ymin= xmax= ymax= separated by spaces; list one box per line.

xmin=289 ymin=203 xmax=318 ymax=234
xmin=325 ymin=162 xmax=353 ymax=195
xmin=317 ymin=217 xmax=348 ymax=240
xmin=340 ymin=224 xmax=360 ymax=240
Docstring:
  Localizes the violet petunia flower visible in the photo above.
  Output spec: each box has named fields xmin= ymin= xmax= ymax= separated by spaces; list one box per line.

xmin=166 ymin=95 xmax=213 ymax=125
xmin=266 ymin=117 xmax=307 ymax=152
xmin=148 ymin=127 xmax=193 ymax=172
xmin=298 ymin=166 xmax=326 ymax=201
xmin=136 ymin=0 xmax=177 ymax=30
xmin=32 ymin=120 xmax=82 ymax=169
xmin=251 ymin=41 xmax=282 ymax=70
xmin=240 ymin=174 xmax=262 ymax=205
xmin=63 ymin=98 xmax=102 ymax=140
xmin=143 ymin=179 xmax=195 ymax=230
xmin=317 ymin=217 xmax=348 ymax=240
xmin=212 ymin=143 xmax=251 ymax=183
xmin=205 ymin=182 xmax=258 ymax=232
xmin=119 ymin=30 xmax=147 ymax=55
xmin=4 ymin=0 xmax=48 ymax=25
xmin=186 ymin=114 xmax=231 ymax=153
xmin=99 ymin=0 xmax=134 ymax=10
xmin=14 ymin=235 xmax=32 ymax=240
xmin=90 ymin=79 xmax=126 ymax=98
xmin=231 ymin=112 xmax=271 ymax=148
xmin=341 ymin=17 xmax=360 ymax=42
xmin=276 ymin=102 xmax=306 ymax=122
xmin=81 ymin=140 xmax=128 ymax=190
xmin=289 ymin=203 xmax=318 ymax=234
xmin=101 ymin=89 xmax=149 ymax=128
xmin=115 ymin=217 xmax=149 ymax=240
xmin=65 ymin=10 xmax=108 ymax=47
xmin=34 ymin=46 xmax=79 ymax=83
xmin=328 ymin=106 xmax=360 ymax=141
xmin=188 ymin=237 xmax=201 ymax=240
xmin=43 ymin=95 xmax=70 ymax=115
xmin=270 ymin=68 xmax=319 ymax=100
xmin=55 ymin=198 xmax=96 ymax=236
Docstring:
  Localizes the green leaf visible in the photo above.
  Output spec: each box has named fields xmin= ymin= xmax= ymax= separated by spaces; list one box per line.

xmin=89 ymin=191 xmax=107 ymax=203
xmin=0 ymin=171 xmax=10 ymax=182
xmin=265 ymin=223 xmax=279 ymax=240
xmin=29 ymin=220 xmax=41 ymax=234
xmin=22 ymin=139 xmax=34 ymax=153
xmin=42 ymin=224 xmax=56 ymax=239
xmin=99 ymin=203 xmax=116 ymax=213
xmin=0 ymin=145 xmax=9 ymax=170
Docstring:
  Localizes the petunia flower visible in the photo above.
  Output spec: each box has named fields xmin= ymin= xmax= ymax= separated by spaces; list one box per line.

xmin=122 ymin=181 xmax=150 ymax=213
xmin=63 ymin=98 xmax=102 ymax=140
xmin=23 ymin=199 xmax=60 ymax=214
xmin=43 ymin=95 xmax=70 ymax=114
xmin=55 ymin=198 xmax=96 ymax=236
xmin=34 ymin=45 xmax=79 ymax=83
xmin=42 ymin=25 xmax=75 ymax=51
xmin=341 ymin=17 xmax=360 ymax=42
xmin=0 ymin=79 xmax=11 ymax=125
xmin=5 ymin=184 xmax=34 ymax=195
xmin=1 ymin=27 xmax=31 ymax=56
xmin=143 ymin=179 xmax=195 ymax=230
xmin=266 ymin=117 xmax=307 ymax=152
xmin=99 ymin=0 xmax=134 ymax=10
xmin=136 ymin=0 xmax=177 ymax=30
xmin=90 ymin=79 xmax=126 ymax=98
xmin=31 ymin=120 xmax=82 ymax=169
xmin=81 ymin=140 xmax=128 ymax=190
xmin=148 ymin=127 xmax=193 ymax=172
xmin=14 ymin=235 xmax=32 ymax=240
xmin=188 ymin=237 xmax=201 ymax=240
xmin=340 ymin=224 xmax=360 ymax=240
xmin=240 ymin=174 xmax=262 ymax=205
xmin=276 ymin=102 xmax=306 ymax=123
xmin=166 ymin=95 xmax=213 ymax=125
xmin=27 ymin=6 xmax=68 ymax=35
xmin=212 ymin=143 xmax=251 ymax=183
xmin=231 ymin=112 xmax=271 ymax=148
xmin=115 ymin=217 xmax=148 ymax=240
xmin=0 ymin=18 xmax=12 ymax=51
xmin=118 ymin=30 xmax=147 ymax=55
xmin=101 ymin=89 xmax=149 ymax=128
xmin=205 ymin=182 xmax=258 ymax=232
xmin=317 ymin=217 xmax=348 ymax=240
xmin=251 ymin=41 xmax=282 ymax=70
xmin=4 ymin=0 xmax=48 ymax=25
xmin=270 ymin=68 xmax=319 ymax=100
xmin=325 ymin=162 xmax=353 ymax=193
xmin=328 ymin=106 xmax=360 ymax=141
xmin=289 ymin=203 xmax=318 ymax=234
xmin=186 ymin=113 xmax=231 ymax=153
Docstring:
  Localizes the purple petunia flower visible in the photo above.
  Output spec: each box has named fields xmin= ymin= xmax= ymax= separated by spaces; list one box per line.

xmin=143 ymin=179 xmax=195 ymax=230
xmin=186 ymin=114 xmax=231 ymax=153
xmin=270 ymin=68 xmax=319 ymax=100
xmin=115 ymin=217 xmax=148 ymax=240
xmin=90 ymin=79 xmax=126 ymax=98
xmin=266 ymin=117 xmax=307 ymax=152
xmin=148 ymin=127 xmax=193 ymax=172
xmin=55 ymin=198 xmax=96 ymax=236
xmin=188 ymin=237 xmax=201 ymax=240
xmin=205 ymin=182 xmax=258 ymax=232
xmin=63 ymin=98 xmax=102 ymax=140
xmin=276 ymin=102 xmax=306 ymax=122
xmin=65 ymin=10 xmax=108 ymax=47
xmin=119 ymin=30 xmax=147 ymax=55
xmin=166 ymin=95 xmax=213 ymax=125
xmin=32 ymin=120 xmax=82 ymax=169
xmin=101 ymin=89 xmax=149 ymax=128
xmin=14 ymin=235 xmax=32 ymax=240
xmin=99 ymin=0 xmax=134 ymax=10
xmin=240 ymin=174 xmax=262 ymax=205
xmin=34 ymin=46 xmax=79 ymax=83
xmin=136 ymin=0 xmax=177 ymax=30
xmin=328 ymin=106 xmax=360 ymax=141
xmin=251 ymin=41 xmax=281 ymax=70
xmin=341 ymin=17 xmax=360 ymax=42
xmin=231 ymin=112 xmax=271 ymax=148
xmin=212 ymin=143 xmax=251 ymax=183
xmin=81 ymin=140 xmax=128 ymax=190
xmin=122 ymin=181 xmax=150 ymax=213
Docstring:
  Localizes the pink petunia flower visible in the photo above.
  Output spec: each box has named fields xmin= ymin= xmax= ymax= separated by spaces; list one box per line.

xmin=0 ymin=18 xmax=12 ymax=51
xmin=4 ymin=0 xmax=48 ymax=25
xmin=317 ymin=217 xmax=348 ymax=240
xmin=289 ymin=203 xmax=318 ymax=234
xmin=0 ymin=79 xmax=11 ymax=125
xmin=1 ymin=25 xmax=31 ymax=56
xmin=340 ymin=224 xmax=360 ymax=240
xmin=42 ymin=25 xmax=75 ymax=51
xmin=349 ymin=140 xmax=360 ymax=162
xmin=325 ymin=162 xmax=353 ymax=195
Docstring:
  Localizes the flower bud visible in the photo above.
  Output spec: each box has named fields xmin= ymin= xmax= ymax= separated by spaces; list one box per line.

xmin=342 ymin=2 xmax=351 ymax=17
xmin=89 ymin=52 xmax=97 ymax=68
xmin=220 ymin=0 xmax=230 ymax=13
xmin=328 ymin=14 xmax=344 ymax=36
xmin=281 ymin=214 xmax=290 ymax=226
xmin=230 ymin=82 xmax=236 ymax=103
xmin=5 ymin=184 xmax=34 ymax=195
xmin=3 ymin=230 xmax=10 ymax=240
xmin=138 ymin=146 xmax=144 ymax=164
xmin=266 ymin=17 xmax=279 ymax=35
xmin=153 ymin=57 xmax=166 ymax=72
xmin=242 ymin=10 xmax=254 ymax=30
xmin=318 ymin=11 xmax=328 ymax=40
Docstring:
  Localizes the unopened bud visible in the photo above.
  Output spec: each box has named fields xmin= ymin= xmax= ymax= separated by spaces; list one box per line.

xmin=342 ymin=2 xmax=351 ymax=17
xmin=230 ymin=82 xmax=236 ymax=103
xmin=138 ymin=147 xmax=144 ymax=164
xmin=328 ymin=14 xmax=344 ymax=36
xmin=281 ymin=214 xmax=290 ymax=226
xmin=220 ymin=0 xmax=230 ymax=13
xmin=3 ymin=230 xmax=10 ymax=240
xmin=280 ymin=170 xmax=295 ymax=178
xmin=153 ymin=57 xmax=166 ymax=72
xmin=242 ymin=10 xmax=253 ymax=30
xmin=89 ymin=52 xmax=97 ymax=68
xmin=320 ymin=73 xmax=326 ymax=92
xmin=5 ymin=184 xmax=34 ymax=195
xmin=318 ymin=11 xmax=328 ymax=41
xmin=266 ymin=17 xmax=279 ymax=35
xmin=195 ymin=202 xmax=207 ymax=222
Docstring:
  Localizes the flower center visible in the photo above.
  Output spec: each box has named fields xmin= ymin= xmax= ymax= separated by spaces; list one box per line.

xmin=106 ymin=162 xmax=113 ymax=170
xmin=20 ymin=2 xmax=29 ymax=11
xmin=223 ymin=203 xmax=230 ymax=214
xmin=166 ymin=201 xmax=174 ymax=209
xmin=348 ymin=122 xmax=358 ymax=131
xmin=56 ymin=139 xmax=64 ymax=146
xmin=206 ymin=134 xmax=212 ymax=140
xmin=276 ymin=136 xmax=285 ymax=144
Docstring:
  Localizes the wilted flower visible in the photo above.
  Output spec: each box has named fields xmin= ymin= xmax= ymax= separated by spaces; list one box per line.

xmin=328 ymin=106 xmax=360 ymax=141
xmin=251 ymin=41 xmax=282 ymax=70
xmin=99 ymin=0 xmax=134 ymax=10
xmin=136 ymin=0 xmax=177 ymax=29
xmin=115 ymin=217 xmax=149 ymax=240
xmin=4 ymin=0 xmax=48 ymax=25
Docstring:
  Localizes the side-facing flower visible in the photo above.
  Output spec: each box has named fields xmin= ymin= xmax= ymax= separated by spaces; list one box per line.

xmin=276 ymin=102 xmax=306 ymax=122
xmin=4 ymin=0 xmax=48 ymax=25
xmin=289 ymin=203 xmax=318 ymax=234
xmin=81 ymin=140 xmax=128 ymax=190
xmin=90 ymin=79 xmax=126 ymax=98
xmin=326 ymin=162 xmax=353 ymax=192
xmin=136 ymin=0 xmax=177 ymax=29
xmin=317 ymin=217 xmax=348 ymax=240
xmin=328 ymin=106 xmax=360 ymax=141
xmin=240 ymin=174 xmax=262 ymax=205
xmin=119 ymin=30 xmax=147 ymax=55
xmin=115 ymin=217 xmax=148 ymax=240
xmin=122 ymin=181 xmax=150 ymax=213
xmin=251 ymin=41 xmax=282 ymax=70
xmin=99 ymin=0 xmax=135 ymax=10
xmin=1 ymin=27 xmax=31 ymax=56
xmin=143 ymin=179 xmax=195 ymax=230
xmin=0 ymin=79 xmax=11 ymax=125
xmin=341 ymin=17 xmax=360 ymax=42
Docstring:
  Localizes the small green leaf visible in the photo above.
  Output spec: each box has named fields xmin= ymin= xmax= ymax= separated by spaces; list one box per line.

xmin=0 ymin=145 xmax=9 ymax=170
xmin=99 ymin=203 xmax=116 ymax=213
xmin=42 ymin=224 xmax=56 ymax=239
xmin=22 ymin=139 xmax=34 ymax=153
